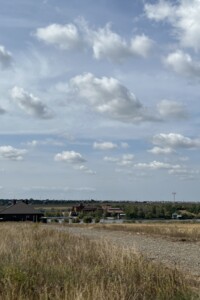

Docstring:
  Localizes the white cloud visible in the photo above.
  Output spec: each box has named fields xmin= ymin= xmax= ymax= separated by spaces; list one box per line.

xmin=168 ymin=168 xmax=200 ymax=181
xmin=35 ymin=23 xmax=83 ymax=50
xmin=152 ymin=133 xmax=200 ymax=149
xmin=75 ymin=165 xmax=96 ymax=175
xmin=148 ymin=146 xmax=174 ymax=155
xmin=145 ymin=0 xmax=175 ymax=22
xmin=135 ymin=161 xmax=180 ymax=170
xmin=0 ymin=146 xmax=27 ymax=161
xmin=93 ymin=141 xmax=118 ymax=150
xmin=54 ymin=150 xmax=86 ymax=164
xmin=104 ymin=153 xmax=135 ymax=167
xmin=145 ymin=0 xmax=200 ymax=51
xmin=35 ymin=21 xmax=153 ymax=63
xmin=130 ymin=34 xmax=154 ymax=58
xmin=0 ymin=45 xmax=12 ymax=69
xmin=119 ymin=154 xmax=135 ymax=166
xmin=91 ymin=24 xmax=153 ymax=62
xmin=164 ymin=50 xmax=200 ymax=78
xmin=157 ymin=99 xmax=188 ymax=119
xmin=26 ymin=139 xmax=63 ymax=147
xmin=104 ymin=156 xmax=119 ymax=163
xmin=69 ymin=73 xmax=159 ymax=123
xmin=11 ymin=86 xmax=54 ymax=119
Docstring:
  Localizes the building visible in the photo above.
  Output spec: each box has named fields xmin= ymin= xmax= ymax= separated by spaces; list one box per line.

xmin=0 ymin=200 xmax=44 ymax=222
xmin=70 ymin=204 xmax=103 ymax=216
xmin=103 ymin=206 xmax=125 ymax=219
xmin=172 ymin=212 xmax=182 ymax=220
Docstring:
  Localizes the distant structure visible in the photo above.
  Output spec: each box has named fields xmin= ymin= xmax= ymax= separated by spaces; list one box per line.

xmin=0 ymin=200 xmax=44 ymax=222
xmin=172 ymin=192 xmax=176 ymax=202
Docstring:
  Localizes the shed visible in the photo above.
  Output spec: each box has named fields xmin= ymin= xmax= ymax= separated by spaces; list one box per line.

xmin=0 ymin=201 xmax=44 ymax=222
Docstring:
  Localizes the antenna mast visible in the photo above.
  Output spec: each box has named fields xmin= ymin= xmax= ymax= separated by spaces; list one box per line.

xmin=172 ymin=192 xmax=176 ymax=202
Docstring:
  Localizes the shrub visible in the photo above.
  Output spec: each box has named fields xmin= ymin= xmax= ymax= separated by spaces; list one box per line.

xmin=83 ymin=216 xmax=93 ymax=223
xmin=95 ymin=217 xmax=100 ymax=223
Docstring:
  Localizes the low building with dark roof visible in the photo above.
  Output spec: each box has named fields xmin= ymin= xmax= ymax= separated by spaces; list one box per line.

xmin=0 ymin=200 xmax=44 ymax=222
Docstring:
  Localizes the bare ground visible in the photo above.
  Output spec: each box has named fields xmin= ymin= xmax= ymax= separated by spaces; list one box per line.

xmin=50 ymin=225 xmax=200 ymax=282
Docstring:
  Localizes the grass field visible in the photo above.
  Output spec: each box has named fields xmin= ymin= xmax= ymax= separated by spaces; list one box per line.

xmin=78 ymin=222 xmax=200 ymax=241
xmin=0 ymin=223 xmax=198 ymax=299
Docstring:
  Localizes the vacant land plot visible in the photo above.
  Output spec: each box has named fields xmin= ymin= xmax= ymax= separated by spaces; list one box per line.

xmin=90 ymin=222 xmax=200 ymax=241
xmin=0 ymin=223 xmax=199 ymax=300
xmin=64 ymin=224 xmax=200 ymax=279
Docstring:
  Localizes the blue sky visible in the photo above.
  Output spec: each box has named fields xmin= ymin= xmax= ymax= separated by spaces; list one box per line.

xmin=0 ymin=0 xmax=200 ymax=201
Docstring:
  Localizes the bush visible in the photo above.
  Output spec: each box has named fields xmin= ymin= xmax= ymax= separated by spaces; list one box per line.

xmin=83 ymin=216 xmax=93 ymax=223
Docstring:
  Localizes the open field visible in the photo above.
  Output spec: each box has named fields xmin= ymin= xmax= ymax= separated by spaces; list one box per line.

xmin=82 ymin=222 xmax=200 ymax=241
xmin=0 ymin=223 xmax=199 ymax=300
xmin=59 ymin=223 xmax=200 ymax=285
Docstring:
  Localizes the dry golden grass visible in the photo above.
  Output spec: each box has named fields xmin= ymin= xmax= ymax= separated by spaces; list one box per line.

xmin=85 ymin=222 xmax=200 ymax=241
xmin=0 ymin=223 xmax=198 ymax=300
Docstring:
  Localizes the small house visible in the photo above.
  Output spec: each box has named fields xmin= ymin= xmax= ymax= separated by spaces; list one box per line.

xmin=0 ymin=200 xmax=44 ymax=222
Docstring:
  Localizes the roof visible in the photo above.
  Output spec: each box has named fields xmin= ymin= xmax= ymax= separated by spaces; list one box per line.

xmin=82 ymin=206 xmax=101 ymax=211
xmin=107 ymin=208 xmax=124 ymax=213
xmin=0 ymin=201 xmax=43 ymax=215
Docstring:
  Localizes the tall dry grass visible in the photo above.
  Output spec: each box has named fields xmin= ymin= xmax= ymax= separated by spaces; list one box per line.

xmin=89 ymin=223 xmax=200 ymax=241
xmin=0 ymin=223 xmax=198 ymax=300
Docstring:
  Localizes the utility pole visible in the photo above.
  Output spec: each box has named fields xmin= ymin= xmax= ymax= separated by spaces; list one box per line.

xmin=172 ymin=192 xmax=176 ymax=202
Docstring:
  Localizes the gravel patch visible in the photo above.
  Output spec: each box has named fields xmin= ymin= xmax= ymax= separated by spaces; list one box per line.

xmin=50 ymin=225 xmax=200 ymax=279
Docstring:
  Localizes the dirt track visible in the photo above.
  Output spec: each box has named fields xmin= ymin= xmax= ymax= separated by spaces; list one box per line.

xmin=51 ymin=225 xmax=200 ymax=280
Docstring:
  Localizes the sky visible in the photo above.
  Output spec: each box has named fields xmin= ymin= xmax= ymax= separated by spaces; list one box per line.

xmin=0 ymin=0 xmax=200 ymax=201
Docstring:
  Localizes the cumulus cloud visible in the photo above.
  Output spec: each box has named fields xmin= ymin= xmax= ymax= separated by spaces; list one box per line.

xmin=54 ymin=150 xmax=86 ymax=164
xmin=69 ymin=73 xmax=159 ymax=123
xmin=145 ymin=0 xmax=200 ymax=51
xmin=0 ymin=146 xmax=27 ymax=161
xmin=152 ymin=133 xmax=200 ymax=149
xmin=93 ymin=141 xmax=118 ymax=150
xmin=130 ymin=34 xmax=154 ymax=58
xmin=11 ymin=86 xmax=53 ymax=119
xmin=148 ymin=146 xmax=174 ymax=155
xmin=135 ymin=161 xmax=180 ymax=170
xmin=0 ymin=45 xmax=12 ymax=69
xmin=55 ymin=150 xmax=95 ymax=174
xmin=35 ymin=21 xmax=153 ymax=62
xmin=35 ymin=23 xmax=83 ymax=50
xmin=157 ymin=99 xmax=188 ymax=119
xmin=164 ymin=50 xmax=200 ymax=78
xmin=90 ymin=24 xmax=153 ymax=62
xmin=145 ymin=1 xmax=175 ymax=22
